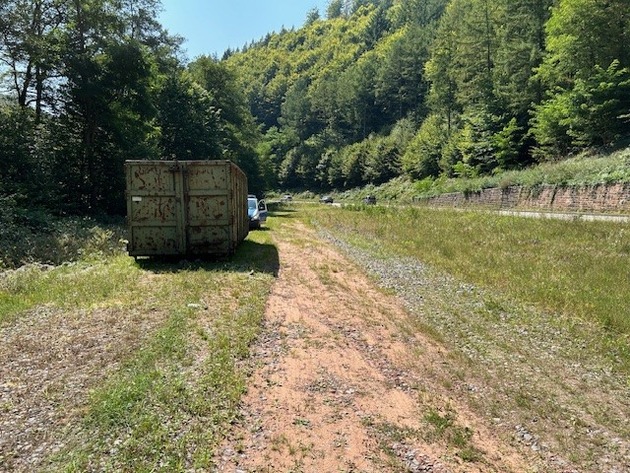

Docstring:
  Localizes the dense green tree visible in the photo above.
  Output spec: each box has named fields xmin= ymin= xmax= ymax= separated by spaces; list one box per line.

xmin=538 ymin=0 xmax=630 ymax=88
xmin=0 ymin=0 xmax=64 ymax=117
xmin=156 ymin=72 xmax=220 ymax=160
xmin=422 ymin=0 xmax=499 ymax=175
xmin=279 ymin=76 xmax=318 ymax=140
xmin=326 ymin=0 xmax=344 ymax=19
xmin=374 ymin=25 xmax=432 ymax=123
xmin=51 ymin=0 xmax=168 ymax=213
xmin=306 ymin=8 xmax=320 ymax=25
xmin=402 ymin=114 xmax=445 ymax=179
xmin=361 ymin=2 xmax=390 ymax=49
xmin=493 ymin=0 xmax=551 ymax=117
xmin=0 ymin=104 xmax=52 ymax=204
xmin=335 ymin=57 xmax=379 ymax=140
xmin=422 ymin=0 xmax=551 ymax=175
xmin=390 ymin=0 xmax=447 ymax=28
xmin=532 ymin=0 xmax=630 ymax=157
xmin=119 ymin=0 xmax=163 ymax=43
xmin=339 ymin=140 xmax=369 ymax=188
xmin=425 ymin=20 xmax=459 ymax=132
xmin=533 ymin=61 xmax=630 ymax=155
xmin=362 ymin=131 xmax=405 ymax=184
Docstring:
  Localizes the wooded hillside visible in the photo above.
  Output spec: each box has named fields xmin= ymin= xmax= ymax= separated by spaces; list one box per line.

xmin=1 ymin=0 xmax=629 ymax=217
xmin=225 ymin=0 xmax=630 ymax=191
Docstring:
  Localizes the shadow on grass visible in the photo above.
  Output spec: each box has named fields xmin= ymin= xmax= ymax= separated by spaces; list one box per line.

xmin=134 ymin=239 xmax=280 ymax=277
xmin=268 ymin=209 xmax=298 ymax=219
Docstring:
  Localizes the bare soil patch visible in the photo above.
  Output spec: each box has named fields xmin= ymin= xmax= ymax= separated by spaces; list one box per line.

xmin=215 ymin=221 xmax=548 ymax=472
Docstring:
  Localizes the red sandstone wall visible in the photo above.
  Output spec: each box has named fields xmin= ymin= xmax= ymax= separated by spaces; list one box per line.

xmin=416 ymin=184 xmax=630 ymax=214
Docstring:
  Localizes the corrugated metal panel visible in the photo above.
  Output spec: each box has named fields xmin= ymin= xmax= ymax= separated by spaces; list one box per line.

xmin=125 ymin=160 xmax=249 ymax=257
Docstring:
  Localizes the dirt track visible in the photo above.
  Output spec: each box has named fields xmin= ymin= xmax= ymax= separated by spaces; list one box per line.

xmin=215 ymin=221 xmax=549 ymax=472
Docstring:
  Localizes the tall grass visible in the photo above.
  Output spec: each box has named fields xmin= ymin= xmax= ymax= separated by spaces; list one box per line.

xmin=0 ymin=256 xmax=141 ymax=324
xmin=309 ymin=205 xmax=630 ymax=340
xmin=0 ymin=197 xmax=126 ymax=269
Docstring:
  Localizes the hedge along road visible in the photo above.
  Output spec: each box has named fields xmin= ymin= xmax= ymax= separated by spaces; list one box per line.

xmin=214 ymin=206 xmax=629 ymax=472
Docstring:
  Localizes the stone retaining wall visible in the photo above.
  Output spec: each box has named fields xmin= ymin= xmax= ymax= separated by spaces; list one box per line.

xmin=414 ymin=184 xmax=630 ymax=214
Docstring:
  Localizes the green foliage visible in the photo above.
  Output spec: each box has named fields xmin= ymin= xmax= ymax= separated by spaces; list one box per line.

xmin=327 ymin=0 xmax=344 ymax=19
xmin=537 ymin=0 xmax=630 ymax=87
xmin=565 ymin=62 xmax=630 ymax=147
xmin=531 ymin=0 xmax=630 ymax=159
xmin=439 ymin=128 xmax=464 ymax=176
xmin=323 ymin=117 xmax=414 ymax=189
xmin=3 ymin=0 xmax=630 ymax=217
xmin=156 ymin=72 xmax=221 ymax=160
xmin=226 ymin=1 xmax=444 ymax=191
xmin=373 ymin=25 xmax=433 ymax=123
xmin=492 ymin=117 xmax=523 ymax=169
xmin=456 ymin=111 xmax=499 ymax=175
xmin=0 ymin=0 xmax=261 ymax=216
xmin=424 ymin=0 xmax=550 ymax=177
xmin=336 ymin=147 xmax=630 ymax=203
xmin=402 ymin=114 xmax=445 ymax=179
xmin=493 ymin=0 xmax=551 ymax=117
xmin=414 ymin=148 xmax=630 ymax=196
xmin=533 ymin=62 xmax=630 ymax=158
xmin=530 ymin=90 xmax=574 ymax=159
xmin=339 ymin=141 xmax=370 ymax=188
xmin=0 ymin=105 xmax=52 ymax=207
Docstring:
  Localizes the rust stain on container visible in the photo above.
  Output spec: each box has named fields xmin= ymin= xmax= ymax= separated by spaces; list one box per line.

xmin=125 ymin=160 xmax=249 ymax=257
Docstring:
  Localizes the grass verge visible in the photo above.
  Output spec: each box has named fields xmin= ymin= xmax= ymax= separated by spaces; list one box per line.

xmin=306 ymin=205 xmax=630 ymax=368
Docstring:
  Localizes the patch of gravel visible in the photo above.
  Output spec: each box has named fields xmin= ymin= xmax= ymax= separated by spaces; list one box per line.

xmin=319 ymin=230 xmax=630 ymax=473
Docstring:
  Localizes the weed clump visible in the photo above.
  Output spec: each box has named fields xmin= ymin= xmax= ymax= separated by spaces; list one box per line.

xmin=0 ymin=196 xmax=126 ymax=269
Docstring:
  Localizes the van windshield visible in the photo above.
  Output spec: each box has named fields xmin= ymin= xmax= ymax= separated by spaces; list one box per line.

xmin=248 ymin=199 xmax=257 ymax=209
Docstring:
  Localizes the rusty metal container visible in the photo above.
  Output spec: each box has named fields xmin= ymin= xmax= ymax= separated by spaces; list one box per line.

xmin=125 ymin=160 xmax=249 ymax=257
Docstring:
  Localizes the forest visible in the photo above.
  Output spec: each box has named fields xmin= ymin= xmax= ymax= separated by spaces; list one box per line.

xmin=1 ymin=0 xmax=630 ymax=217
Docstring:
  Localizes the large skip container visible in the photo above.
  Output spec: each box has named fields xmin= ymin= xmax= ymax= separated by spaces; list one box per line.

xmin=125 ymin=160 xmax=249 ymax=257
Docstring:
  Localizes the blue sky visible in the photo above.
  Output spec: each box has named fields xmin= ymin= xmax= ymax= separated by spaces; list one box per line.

xmin=159 ymin=0 xmax=330 ymax=60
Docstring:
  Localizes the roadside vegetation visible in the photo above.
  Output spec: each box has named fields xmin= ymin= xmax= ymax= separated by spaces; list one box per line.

xmin=270 ymin=147 xmax=630 ymax=205
xmin=304 ymin=205 xmax=630 ymax=369
xmin=412 ymin=147 xmax=630 ymax=198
